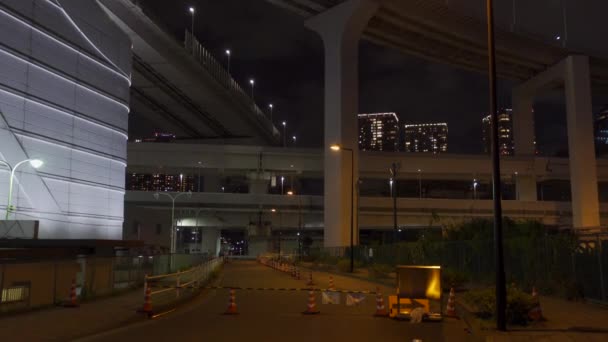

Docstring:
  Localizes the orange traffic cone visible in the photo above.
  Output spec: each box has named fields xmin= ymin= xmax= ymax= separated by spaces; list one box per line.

xmin=528 ymin=287 xmax=544 ymax=321
xmin=373 ymin=287 xmax=388 ymax=317
xmin=224 ymin=289 xmax=239 ymax=315
xmin=63 ymin=278 xmax=79 ymax=307
xmin=137 ymin=284 xmax=153 ymax=316
xmin=306 ymin=271 xmax=315 ymax=286
xmin=329 ymin=276 xmax=335 ymax=291
xmin=302 ymin=290 xmax=320 ymax=315
xmin=445 ymin=287 xmax=457 ymax=318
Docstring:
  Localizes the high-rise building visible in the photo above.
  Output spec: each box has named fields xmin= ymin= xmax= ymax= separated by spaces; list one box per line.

xmin=404 ymin=123 xmax=448 ymax=153
xmin=0 ymin=1 xmax=131 ymax=239
xmin=595 ymin=107 xmax=608 ymax=156
xmin=358 ymin=113 xmax=399 ymax=151
xmin=482 ymin=108 xmax=514 ymax=156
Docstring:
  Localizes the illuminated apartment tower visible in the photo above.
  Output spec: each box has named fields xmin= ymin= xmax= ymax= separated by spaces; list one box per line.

xmin=358 ymin=112 xmax=399 ymax=151
xmin=404 ymin=123 xmax=448 ymax=153
xmin=482 ymin=108 xmax=514 ymax=156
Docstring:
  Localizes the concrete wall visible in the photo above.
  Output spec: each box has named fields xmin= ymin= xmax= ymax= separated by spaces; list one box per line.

xmin=0 ymin=0 xmax=131 ymax=239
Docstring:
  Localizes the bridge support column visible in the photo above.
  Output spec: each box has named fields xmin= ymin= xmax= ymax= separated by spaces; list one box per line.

xmin=514 ymin=55 xmax=599 ymax=228
xmin=305 ymin=0 xmax=379 ymax=247
xmin=564 ymin=56 xmax=599 ymax=228
xmin=201 ymin=228 xmax=220 ymax=257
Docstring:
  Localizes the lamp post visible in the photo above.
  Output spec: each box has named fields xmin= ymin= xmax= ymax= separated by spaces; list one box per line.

xmin=486 ymin=0 xmax=507 ymax=331
xmin=188 ymin=7 xmax=195 ymax=51
xmin=249 ymin=79 xmax=255 ymax=100
xmin=269 ymin=104 xmax=274 ymax=122
xmin=280 ymin=176 xmax=285 ymax=195
xmin=417 ymin=169 xmax=422 ymax=199
xmin=0 ymin=159 xmax=44 ymax=220
xmin=330 ymin=144 xmax=355 ymax=273
xmin=473 ymin=178 xmax=478 ymax=200
xmin=292 ymin=135 xmax=297 ymax=147
xmin=389 ymin=163 xmax=399 ymax=243
xmin=225 ymin=49 xmax=231 ymax=73
xmin=282 ymin=121 xmax=287 ymax=147
xmin=197 ymin=161 xmax=203 ymax=192
xmin=154 ymin=191 xmax=192 ymax=255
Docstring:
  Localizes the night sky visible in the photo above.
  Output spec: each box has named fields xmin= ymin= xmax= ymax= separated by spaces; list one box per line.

xmin=136 ymin=0 xmax=608 ymax=155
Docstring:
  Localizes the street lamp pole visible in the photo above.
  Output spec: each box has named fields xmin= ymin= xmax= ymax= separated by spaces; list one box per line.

xmin=269 ymin=104 xmax=273 ymax=121
xmin=330 ymin=145 xmax=355 ymax=273
xmin=188 ymin=7 xmax=195 ymax=51
xmin=282 ymin=121 xmax=287 ymax=147
xmin=1 ymin=159 xmax=44 ymax=220
xmin=389 ymin=163 xmax=399 ymax=243
xmin=154 ymin=191 xmax=192 ymax=255
xmin=486 ymin=0 xmax=507 ymax=331
xmin=292 ymin=135 xmax=297 ymax=147
xmin=225 ymin=50 xmax=231 ymax=74
xmin=249 ymin=79 xmax=255 ymax=100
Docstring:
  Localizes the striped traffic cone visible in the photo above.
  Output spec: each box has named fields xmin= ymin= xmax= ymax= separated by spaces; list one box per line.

xmin=306 ymin=272 xmax=315 ymax=286
xmin=137 ymin=284 xmax=153 ymax=316
xmin=445 ymin=287 xmax=457 ymax=318
xmin=224 ymin=289 xmax=239 ymax=315
xmin=373 ymin=287 xmax=388 ymax=317
xmin=302 ymin=290 xmax=320 ymax=315
xmin=528 ymin=287 xmax=545 ymax=321
xmin=63 ymin=278 xmax=79 ymax=307
xmin=329 ymin=276 xmax=335 ymax=291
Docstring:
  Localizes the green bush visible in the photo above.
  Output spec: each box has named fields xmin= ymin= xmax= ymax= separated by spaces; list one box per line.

xmin=463 ymin=285 xmax=536 ymax=325
xmin=442 ymin=269 xmax=469 ymax=289
xmin=369 ymin=264 xmax=393 ymax=279
xmin=337 ymin=259 xmax=351 ymax=272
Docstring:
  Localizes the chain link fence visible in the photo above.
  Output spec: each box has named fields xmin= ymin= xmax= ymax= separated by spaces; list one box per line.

xmin=305 ymin=233 xmax=608 ymax=302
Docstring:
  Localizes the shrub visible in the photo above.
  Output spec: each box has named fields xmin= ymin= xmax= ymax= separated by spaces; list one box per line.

xmin=462 ymin=285 xmax=536 ymax=325
xmin=369 ymin=264 xmax=393 ymax=279
xmin=337 ymin=260 xmax=351 ymax=272
xmin=442 ymin=269 xmax=469 ymax=289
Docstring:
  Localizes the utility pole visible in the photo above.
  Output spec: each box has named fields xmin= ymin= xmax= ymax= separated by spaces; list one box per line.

xmin=486 ymin=0 xmax=507 ymax=331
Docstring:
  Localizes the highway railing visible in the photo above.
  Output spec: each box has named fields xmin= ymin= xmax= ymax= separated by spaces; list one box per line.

xmin=145 ymin=257 xmax=224 ymax=311
xmin=184 ymin=31 xmax=280 ymax=140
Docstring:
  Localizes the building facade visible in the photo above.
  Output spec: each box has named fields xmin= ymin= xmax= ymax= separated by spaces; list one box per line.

xmin=358 ymin=112 xmax=399 ymax=151
xmin=0 ymin=0 xmax=131 ymax=239
xmin=404 ymin=123 xmax=448 ymax=153
xmin=482 ymin=108 xmax=514 ymax=156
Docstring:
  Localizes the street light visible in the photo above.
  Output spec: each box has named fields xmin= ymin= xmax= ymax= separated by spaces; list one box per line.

xmin=329 ymin=144 xmax=355 ymax=273
xmin=292 ymin=135 xmax=297 ymax=147
xmin=249 ymin=79 xmax=255 ymax=100
xmin=282 ymin=121 xmax=287 ymax=147
xmin=280 ymin=176 xmax=285 ymax=195
xmin=473 ymin=179 xmax=479 ymax=199
xmin=197 ymin=161 xmax=203 ymax=192
xmin=188 ymin=7 xmax=195 ymax=52
xmin=417 ymin=169 xmax=422 ymax=199
xmin=389 ymin=163 xmax=399 ymax=242
xmin=0 ymin=159 xmax=44 ymax=220
xmin=154 ymin=191 xmax=192 ymax=255
xmin=225 ymin=49 xmax=231 ymax=73
xmin=268 ymin=104 xmax=274 ymax=121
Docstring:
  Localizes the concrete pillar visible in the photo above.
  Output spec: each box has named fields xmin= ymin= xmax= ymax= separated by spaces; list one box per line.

xmin=201 ymin=228 xmax=221 ymax=257
xmin=564 ymin=56 xmax=600 ymax=228
xmin=512 ymin=89 xmax=536 ymax=156
xmin=516 ymin=175 xmax=537 ymax=201
xmin=306 ymin=0 xmax=378 ymax=247
xmin=247 ymin=172 xmax=269 ymax=194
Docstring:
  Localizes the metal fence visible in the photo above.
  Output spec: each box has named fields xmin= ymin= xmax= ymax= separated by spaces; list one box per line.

xmin=307 ymin=234 xmax=608 ymax=302
xmin=146 ymin=257 xmax=223 ymax=310
xmin=0 ymin=254 xmax=210 ymax=314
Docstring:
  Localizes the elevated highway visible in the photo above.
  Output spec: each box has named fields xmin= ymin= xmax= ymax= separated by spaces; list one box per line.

xmin=99 ymin=0 xmax=280 ymax=145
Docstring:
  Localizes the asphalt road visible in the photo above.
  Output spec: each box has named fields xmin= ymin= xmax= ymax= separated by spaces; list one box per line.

xmin=80 ymin=261 xmax=474 ymax=342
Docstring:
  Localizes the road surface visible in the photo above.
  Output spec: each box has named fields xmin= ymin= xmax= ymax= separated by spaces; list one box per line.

xmin=79 ymin=260 xmax=473 ymax=342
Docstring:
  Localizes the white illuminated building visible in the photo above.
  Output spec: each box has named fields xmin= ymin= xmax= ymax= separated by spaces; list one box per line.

xmin=0 ymin=0 xmax=131 ymax=239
